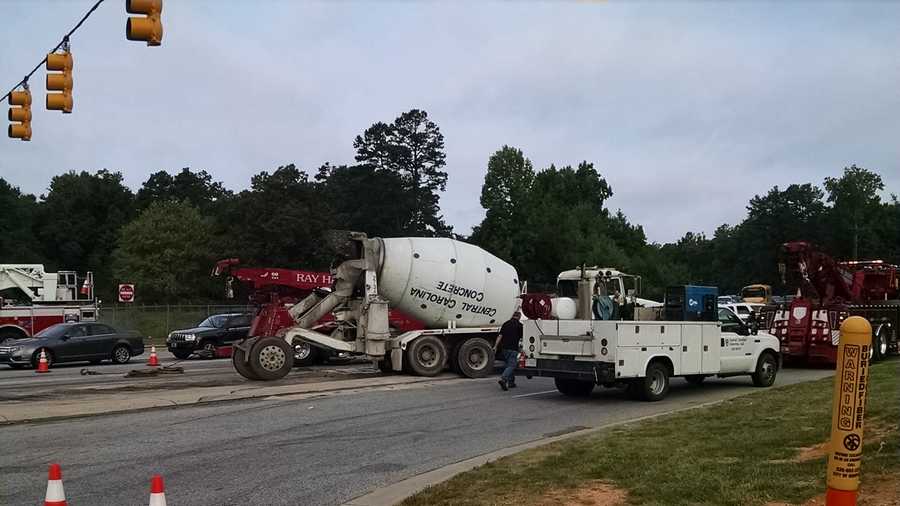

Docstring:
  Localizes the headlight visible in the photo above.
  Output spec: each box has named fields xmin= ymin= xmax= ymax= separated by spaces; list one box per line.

xmin=9 ymin=345 xmax=21 ymax=352
xmin=184 ymin=334 xmax=196 ymax=341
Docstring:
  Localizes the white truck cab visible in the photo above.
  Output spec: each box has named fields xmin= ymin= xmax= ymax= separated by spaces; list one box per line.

xmin=519 ymin=311 xmax=780 ymax=401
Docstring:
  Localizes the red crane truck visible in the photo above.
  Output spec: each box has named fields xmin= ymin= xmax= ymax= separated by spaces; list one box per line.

xmin=760 ymin=242 xmax=899 ymax=365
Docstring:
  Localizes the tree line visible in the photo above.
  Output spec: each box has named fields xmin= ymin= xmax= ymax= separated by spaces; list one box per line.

xmin=1 ymin=109 xmax=897 ymax=303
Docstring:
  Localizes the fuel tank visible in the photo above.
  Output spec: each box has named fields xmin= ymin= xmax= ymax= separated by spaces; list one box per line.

xmin=376 ymin=237 xmax=520 ymax=328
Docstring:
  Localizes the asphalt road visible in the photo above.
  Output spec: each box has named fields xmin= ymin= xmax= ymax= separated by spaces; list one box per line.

xmin=0 ymin=350 xmax=375 ymax=402
xmin=0 ymin=367 xmax=834 ymax=506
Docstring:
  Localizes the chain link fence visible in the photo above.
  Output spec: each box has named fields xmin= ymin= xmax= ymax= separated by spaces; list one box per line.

xmin=98 ymin=304 xmax=253 ymax=344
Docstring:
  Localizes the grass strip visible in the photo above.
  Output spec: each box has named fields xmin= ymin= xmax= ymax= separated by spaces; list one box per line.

xmin=402 ymin=360 xmax=899 ymax=506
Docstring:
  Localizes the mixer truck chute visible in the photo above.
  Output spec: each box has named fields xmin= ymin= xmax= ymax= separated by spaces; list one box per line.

xmin=232 ymin=232 xmax=522 ymax=381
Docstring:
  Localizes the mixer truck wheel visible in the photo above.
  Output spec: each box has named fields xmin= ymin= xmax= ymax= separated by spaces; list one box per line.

xmin=406 ymin=336 xmax=447 ymax=377
xmin=249 ymin=337 xmax=294 ymax=381
xmin=447 ymin=340 xmax=463 ymax=373
xmin=232 ymin=338 xmax=260 ymax=380
xmin=455 ymin=338 xmax=493 ymax=378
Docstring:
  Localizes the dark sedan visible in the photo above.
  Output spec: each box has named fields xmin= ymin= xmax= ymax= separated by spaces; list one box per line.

xmin=0 ymin=323 xmax=144 ymax=369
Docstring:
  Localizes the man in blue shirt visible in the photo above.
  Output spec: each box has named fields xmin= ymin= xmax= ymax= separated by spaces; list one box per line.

xmin=493 ymin=311 xmax=523 ymax=391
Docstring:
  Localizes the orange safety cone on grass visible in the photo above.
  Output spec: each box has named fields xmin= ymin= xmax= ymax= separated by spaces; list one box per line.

xmin=148 ymin=474 xmax=167 ymax=506
xmin=147 ymin=345 xmax=160 ymax=367
xmin=36 ymin=350 xmax=51 ymax=373
xmin=43 ymin=463 xmax=67 ymax=506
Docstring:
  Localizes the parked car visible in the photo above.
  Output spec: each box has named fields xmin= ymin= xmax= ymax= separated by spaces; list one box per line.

xmin=167 ymin=313 xmax=252 ymax=359
xmin=0 ymin=322 xmax=144 ymax=369
xmin=720 ymin=303 xmax=765 ymax=323
xmin=717 ymin=295 xmax=741 ymax=305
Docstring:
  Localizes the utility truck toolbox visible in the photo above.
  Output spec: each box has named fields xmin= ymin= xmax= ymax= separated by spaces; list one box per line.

xmin=519 ymin=317 xmax=780 ymax=401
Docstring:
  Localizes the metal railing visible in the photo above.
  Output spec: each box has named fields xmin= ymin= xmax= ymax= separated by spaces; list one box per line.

xmin=98 ymin=304 xmax=253 ymax=342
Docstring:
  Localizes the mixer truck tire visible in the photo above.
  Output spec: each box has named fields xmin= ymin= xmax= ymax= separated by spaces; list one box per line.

xmin=406 ymin=336 xmax=447 ymax=377
xmin=447 ymin=340 xmax=463 ymax=373
xmin=249 ymin=337 xmax=294 ymax=380
xmin=455 ymin=338 xmax=494 ymax=378
xmin=232 ymin=338 xmax=260 ymax=380
xmin=293 ymin=341 xmax=319 ymax=367
xmin=377 ymin=358 xmax=394 ymax=374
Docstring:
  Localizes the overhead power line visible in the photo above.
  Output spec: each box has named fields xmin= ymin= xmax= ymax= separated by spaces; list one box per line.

xmin=0 ymin=0 xmax=106 ymax=105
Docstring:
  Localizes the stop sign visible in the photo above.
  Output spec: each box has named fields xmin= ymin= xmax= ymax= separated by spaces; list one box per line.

xmin=118 ymin=284 xmax=135 ymax=303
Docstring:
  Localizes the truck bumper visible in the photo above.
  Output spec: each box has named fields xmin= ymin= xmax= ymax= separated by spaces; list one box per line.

xmin=518 ymin=358 xmax=614 ymax=384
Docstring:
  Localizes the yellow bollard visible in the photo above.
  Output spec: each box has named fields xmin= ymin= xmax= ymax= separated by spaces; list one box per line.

xmin=826 ymin=316 xmax=872 ymax=506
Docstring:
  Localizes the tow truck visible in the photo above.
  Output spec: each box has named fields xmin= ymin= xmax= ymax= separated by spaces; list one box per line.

xmin=759 ymin=241 xmax=899 ymax=364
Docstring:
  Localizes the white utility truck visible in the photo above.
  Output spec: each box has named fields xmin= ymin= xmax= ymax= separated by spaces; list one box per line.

xmin=232 ymin=232 xmax=521 ymax=380
xmin=519 ymin=269 xmax=781 ymax=401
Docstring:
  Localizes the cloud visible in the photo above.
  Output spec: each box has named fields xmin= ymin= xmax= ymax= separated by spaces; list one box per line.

xmin=1 ymin=1 xmax=897 ymax=243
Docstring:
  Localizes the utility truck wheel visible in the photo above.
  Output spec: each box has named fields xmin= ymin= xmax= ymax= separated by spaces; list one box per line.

xmin=406 ymin=336 xmax=447 ymax=377
xmin=751 ymin=352 xmax=778 ymax=387
xmin=640 ymin=362 xmax=670 ymax=401
xmin=685 ymin=375 xmax=706 ymax=386
xmin=293 ymin=341 xmax=318 ymax=367
xmin=249 ymin=337 xmax=294 ymax=380
xmin=554 ymin=378 xmax=594 ymax=397
xmin=232 ymin=338 xmax=260 ymax=380
xmin=456 ymin=338 xmax=493 ymax=378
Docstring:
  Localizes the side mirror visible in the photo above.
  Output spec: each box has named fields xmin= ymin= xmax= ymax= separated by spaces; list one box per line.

xmin=737 ymin=325 xmax=750 ymax=337
xmin=60 ymin=335 xmax=70 ymax=341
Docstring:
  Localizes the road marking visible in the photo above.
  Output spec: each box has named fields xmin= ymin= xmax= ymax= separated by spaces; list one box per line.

xmin=512 ymin=389 xmax=557 ymax=399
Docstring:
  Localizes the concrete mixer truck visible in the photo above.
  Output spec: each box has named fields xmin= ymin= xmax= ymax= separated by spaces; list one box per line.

xmin=231 ymin=232 xmax=521 ymax=381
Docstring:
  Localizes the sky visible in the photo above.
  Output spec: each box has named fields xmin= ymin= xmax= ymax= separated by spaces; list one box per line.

xmin=1 ymin=0 xmax=898 ymax=244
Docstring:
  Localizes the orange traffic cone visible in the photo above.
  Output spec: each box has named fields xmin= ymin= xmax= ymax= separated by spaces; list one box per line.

xmin=44 ymin=463 xmax=67 ymax=506
xmin=36 ymin=350 xmax=51 ymax=373
xmin=148 ymin=474 xmax=167 ymax=506
xmin=147 ymin=345 xmax=160 ymax=367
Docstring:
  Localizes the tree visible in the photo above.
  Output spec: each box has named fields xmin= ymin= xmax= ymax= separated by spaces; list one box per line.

xmin=112 ymin=201 xmax=216 ymax=302
xmin=315 ymin=163 xmax=412 ymax=237
xmin=34 ymin=170 xmax=135 ymax=298
xmin=738 ymin=183 xmax=827 ymax=286
xmin=518 ymin=162 xmax=620 ymax=284
xmin=0 ymin=179 xmax=41 ymax=262
xmin=353 ymin=109 xmax=451 ymax=236
xmin=470 ymin=146 xmax=535 ymax=261
xmin=219 ymin=164 xmax=329 ymax=268
xmin=136 ymin=168 xmax=230 ymax=212
xmin=823 ymin=165 xmax=885 ymax=259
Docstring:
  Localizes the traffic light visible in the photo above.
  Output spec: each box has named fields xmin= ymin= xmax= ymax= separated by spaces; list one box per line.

xmin=126 ymin=0 xmax=163 ymax=46
xmin=7 ymin=87 xmax=32 ymax=141
xmin=46 ymin=51 xmax=73 ymax=114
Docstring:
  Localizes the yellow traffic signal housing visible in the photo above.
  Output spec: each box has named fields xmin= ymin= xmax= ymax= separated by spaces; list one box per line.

xmin=46 ymin=51 xmax=73 ymax=114
xmin=126 ymin=0 xmax=163 ymax=46
xmin=7 ymin=89 xmax=32 ymax=141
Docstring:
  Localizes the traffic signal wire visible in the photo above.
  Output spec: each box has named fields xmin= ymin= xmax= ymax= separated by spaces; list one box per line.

xmin=0 ymin=0 xmax=106 ymax=105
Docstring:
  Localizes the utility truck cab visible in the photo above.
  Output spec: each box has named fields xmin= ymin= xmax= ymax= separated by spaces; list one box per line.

xmin=519 ymin=285 xmax=780 ymax=401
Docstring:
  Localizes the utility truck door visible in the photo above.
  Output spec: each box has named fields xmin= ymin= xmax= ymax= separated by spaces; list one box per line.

xmin=718 ymin=308 xmax=754 ymax=372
